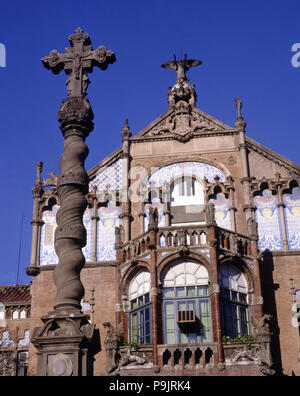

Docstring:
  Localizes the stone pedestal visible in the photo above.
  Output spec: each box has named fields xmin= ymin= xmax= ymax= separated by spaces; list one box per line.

xmin=31 ymin=310 xmax=100 ymax=376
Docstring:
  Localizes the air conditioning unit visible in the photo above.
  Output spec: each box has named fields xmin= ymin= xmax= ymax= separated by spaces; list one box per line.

xmin=177 ymin=310 xmax=195 ymax=323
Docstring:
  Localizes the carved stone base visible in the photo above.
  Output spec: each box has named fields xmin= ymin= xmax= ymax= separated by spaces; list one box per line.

xmin=31 ymin=310 xmax=100 ymax=376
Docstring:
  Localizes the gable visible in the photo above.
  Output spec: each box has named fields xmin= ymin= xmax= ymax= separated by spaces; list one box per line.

xmin=134 ymin=105 xmax=234 ymax=143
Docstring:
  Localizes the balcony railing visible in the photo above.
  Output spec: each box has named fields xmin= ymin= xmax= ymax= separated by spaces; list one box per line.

xmin=120 ymin=224 xmax=253 ymax=263
xmin=157 ymin=343 xmax=218 ymax=370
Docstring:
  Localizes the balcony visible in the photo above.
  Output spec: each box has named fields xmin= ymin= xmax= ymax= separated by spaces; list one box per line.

xmin=120 ymin=224 xmax=253 ymax=264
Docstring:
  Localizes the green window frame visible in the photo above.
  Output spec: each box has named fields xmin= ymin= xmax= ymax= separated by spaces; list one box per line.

xmin=130 ymin=292 xmax=151 ymax=345
xmin=220 ymin=288 xmax=250 ymax=339
xmin=163 ymin=285 xmax=212 ymax=344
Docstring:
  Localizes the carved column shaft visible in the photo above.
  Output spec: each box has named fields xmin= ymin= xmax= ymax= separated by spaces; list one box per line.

xmin=27 ymin=166 xmax=44 ymax=276
xmin=54 ymin=114 xmax=90 ymax=311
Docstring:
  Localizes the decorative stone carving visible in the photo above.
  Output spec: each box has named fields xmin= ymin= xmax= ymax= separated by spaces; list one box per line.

xmin=205 ymin=202 xmax=217 ymax=226
xmin=148 ymin=207 xmax=159 ymax=230
xmin=42 ymin=27 xmax=116 ymax=98
xmin=247 ymin=217 xmax=259 ymax=241
xmin=251 ymin=314 xmax=272 ymax=340
xmin=148 ymin=102 xmax=220 ymax=142
xmin=115 ymin=225 xmax=125 ymax=249
xmin=32 ymin=28 xmax=115 ymax=376
xmin=103 ymin=322 xmax=123 ymax=374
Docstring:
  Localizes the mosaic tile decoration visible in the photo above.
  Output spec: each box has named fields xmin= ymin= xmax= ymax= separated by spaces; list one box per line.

xmin=283 ymin=187 xmax=300 ymax=250
xmin=209 ymin=193 xmax=232 ymax=230
xmin=0 ymin=331 xmax=15 ymax=348
xmin=254 ymin=190 xmax=283 ymax=251
xmin=97 ymin=203 xmax=120 ymax=261
xmin=40 ymin=206 xmax=94 ymax=265
xmin=18 ymin=330 xmax=30 ymax=347
xmin=82 ymin=207 xmax=94 ymax=262
xmin=90 ymin=159 xmax=123 ymax=191
xmin=144 ymin=203 xmax=166 ymax=231
xmin=40 ymin=205 xmax=59 ymax=266
xmin=147 ymin=162 xmax=225 ymax=187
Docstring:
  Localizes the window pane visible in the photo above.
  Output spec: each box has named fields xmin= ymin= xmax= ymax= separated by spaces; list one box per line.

xmin=239 ymin=293 xmax=247 ymax=304
xmin=176 ymin=287 xmax=185 ymax=297
xmin=144 ymin=293 xmax=150 ymax=304
xmin=231 ymin=291 xmax=238 ymax=302
xmin=138 ymin=296 xmax=144 ymax=307
xmin=240 ymin=307 xmax=249 ymax=336
xmin=187 ymin=286 xmax=196 ymax=297
xmin=163 ymin=288 xmax=175 ymax=298
xmin=131 ymin=313 xmax=138 ymax=342
xmin=197 ymin=286 xmax=208 ymax=297
xmin=165 ymin=301 xmax=175 ymax=316
xmin=131 ymin=299 xmax=138 ymax=310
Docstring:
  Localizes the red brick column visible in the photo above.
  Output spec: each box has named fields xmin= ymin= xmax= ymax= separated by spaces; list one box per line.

xmin=250 ymin=239 xmax=264 ymax=320
xmin=115 ymin=248 xmax=123 ymax=325
xmin=149 ymin=229 xmax=159 ymax=366
xmin=208 ymin=226 xmax=224 ymax=363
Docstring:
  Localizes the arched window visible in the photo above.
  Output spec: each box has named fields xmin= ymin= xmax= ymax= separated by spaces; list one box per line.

xmin=171 ymin=176 xmax=204 ymax=207
xmin=219 ymin=263 xmax=250 ymax=339
xmin=129 ymin=270 xmax=151 ymax=345
xmin=170 ymin=176 xmax=205 ymax=225
xmin=12 ymin=310 xmax=19 ymax=320
xmin=162 ymin=261 xmax=211 ymax=344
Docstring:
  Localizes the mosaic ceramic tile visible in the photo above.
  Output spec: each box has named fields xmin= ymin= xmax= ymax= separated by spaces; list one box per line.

xmin=40 ymin=205 xmax=59 ymax=266
xmin=97 ymin=203 xmax=120 ymax=261
xmin=90 ymin=159 xmax=123 ymax=191
xmin=209 ymin=193 xmax=232 ymax=231
xmin=254 ymin=190 xmax=283 ymax=251
xmin=148 ymin=162 xmax=225 ymax=187
xmin=283 ymin=187 xmax=300 ymax=250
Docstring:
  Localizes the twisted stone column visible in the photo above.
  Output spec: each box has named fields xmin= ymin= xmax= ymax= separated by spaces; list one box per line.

xmin=53 ymin=97 xmax=92 ymax=311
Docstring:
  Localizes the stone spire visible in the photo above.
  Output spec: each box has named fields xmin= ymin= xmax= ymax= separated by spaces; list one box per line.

xmin=121 ymin=118 xmax=132 ymax=141
xmin=235 ymin=98 xmax=247 ymax=130
xmin=161 ymin=54 xmax=201 ymax=108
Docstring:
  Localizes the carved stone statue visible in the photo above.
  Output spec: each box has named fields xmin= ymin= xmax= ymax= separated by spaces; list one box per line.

xmin=148 ymin=207 xmax=159 ymax=230
xmin=103 ymin=322 xmax=123 ymax=374
xmin=251 ymin=314 xmax=272 ymax=340
xmin=247 ymin=217 xmax=259 ymax=241
xmin=205 ymin=202 xmax=216 ymax=225
xmin=115 ymin=225 xmax=125 ymax=249
xmin=161 ymin=54 xmax=202 ymax=83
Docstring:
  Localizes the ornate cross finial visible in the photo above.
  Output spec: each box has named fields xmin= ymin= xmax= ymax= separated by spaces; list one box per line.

xmin=42 ymin=27 xmax=116 ymax=97
xmin=161 ymin=54 xmax=202 ymax=83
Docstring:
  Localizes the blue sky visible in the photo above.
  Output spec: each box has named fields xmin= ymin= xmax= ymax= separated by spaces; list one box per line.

xmin=0 ymin=0 xmax=299 ymax=284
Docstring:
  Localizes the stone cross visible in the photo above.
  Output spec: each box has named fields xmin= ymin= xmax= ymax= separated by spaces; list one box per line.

xmin=42 ymin=27 xmax=116 ymax=97
xmin=161 ymin=54 xmax=202 ymax=82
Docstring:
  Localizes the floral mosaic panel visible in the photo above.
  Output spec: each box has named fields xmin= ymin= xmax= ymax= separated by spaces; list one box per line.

xmin=90 ymin=159 xmax=123 ymax=191
xmin=40 ymin=205 xmax=59 ymax=266
xmin=254 ymin=190 xmax=283 ymax=251
xmin=209 ymin=193 xmax=232 ymax=230
xmin=40 ymin=206 xmax=95 ymax=265
xmin=82 ymin=207 xmax=93 ymax=262
xmin=148 ymin=162 xmax=225 ymax=187
xmin=0 ymin=331 xmax=15 ymax=348
xmin=283 ymin=187 xmax=300 ymax=250
xmin=97 ymin=203 xmax=120 ymax=261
